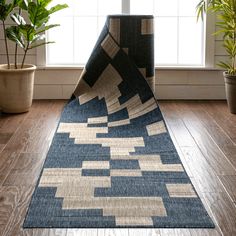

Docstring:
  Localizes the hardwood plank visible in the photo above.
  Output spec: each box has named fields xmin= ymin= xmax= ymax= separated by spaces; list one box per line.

xmin=0 ymin=150 xmax=21 ymax=186
xmin=98 ymin=229 xmax=128 ymax=236
xmin=187 ymin=102 xmax=236 ymax=168
xmin=0 ymin=186 xmax=21 ymax=236
xmin=3 ymin=118 xmax=40 ymax=153
xmin=203 ymin=191 xmax=236 ymax=236
xmin=219 ymin=175 xmax=236 ymax=203
xmin=3 ymin=153 xmax=44 ymax=186
xmin=201 ymin=102 xmax=236 ymax=143
xmin=22 ymin=102 xmax=64 ymax=154
xmin=174 ymin=102 xmax=236 ymax=176
xmin=2 ymin=186 xmax=34 ymax=236
xmin=33 ymin=229 xmax=67 ymax=236
xmin=67 ymin=229 xmax=97 ymax=236
xmin=129 ymin=229 xmax=160 ymax=236
xmin=0 ymin=112 xmax=28 ymax=134
xmin=0 ymin=133 xmax=13 ymax=145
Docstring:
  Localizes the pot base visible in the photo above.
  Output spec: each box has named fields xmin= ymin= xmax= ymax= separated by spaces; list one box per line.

xmin=224 ymin=72 xmax=236 ymax=114
xmin=0 ymin=64 xmax=36 ymax=114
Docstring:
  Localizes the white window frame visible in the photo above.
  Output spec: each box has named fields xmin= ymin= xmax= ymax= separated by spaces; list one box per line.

xmin=36 ymin=0 xmax=215 ymax=69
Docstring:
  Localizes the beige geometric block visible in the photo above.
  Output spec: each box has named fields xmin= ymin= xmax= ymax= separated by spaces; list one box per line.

xmin=109 ymin=18 xmax=120 ymax=43
xmin=63 ymin=197 xmax=164 ymax=209
xmin=139 ymin=162 xmax=184 ymax=172
xmin=82 ymin=161 xmax=110 ymax=169
xmin=129 ymin=98 xmax=157 ymax=119
xmin=166 ymin=184 xmax=198 ymax=198
xmin=88 ymin=116 xmax=108 ymax=124
xmin=146 ymin=121 xmax=167 ymax=136
xmin=141 ymin=19 xmax=154 ymax=35
xmin=110 ymin=154 xmax=161 ymax=161
xmin=101 ymin=34 xmax=120 ymax=58
xmin=116 ymin=217 xmax=153 ymax=226
xmin=110 ymin=147 xmax=135 ymax=157
xmin=108 ymin=119 xmax=130 ymax=127
xmin=57 ymin=123 xmax=87 ymax=133
xmin=110 ymin=169 xmax=142 ymax=177
xmin=78 ymin=92 xmax=97 ymax=105
xmin=104 ymin=207 xmax=166 ymax=217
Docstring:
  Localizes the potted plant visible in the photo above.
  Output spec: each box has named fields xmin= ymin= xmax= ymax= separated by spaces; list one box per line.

xmin=197 ymin=0 xmax=236 ymax=114
xmin=0 ymin=0 xmax=67 ymax=113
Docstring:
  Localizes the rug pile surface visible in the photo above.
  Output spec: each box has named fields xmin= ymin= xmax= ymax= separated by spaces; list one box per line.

xmin=24 ymin=15 xmax=214 ymax=228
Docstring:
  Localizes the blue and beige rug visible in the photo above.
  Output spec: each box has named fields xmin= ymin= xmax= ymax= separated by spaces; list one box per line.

xmin=24 ymin=15 xmax=214 ymax=228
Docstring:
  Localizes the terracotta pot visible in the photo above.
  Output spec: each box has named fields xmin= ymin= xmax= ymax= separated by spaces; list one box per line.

xmin=224 ymin=71 xmax=236 ymax=114
xmin=0 ymin=64 xmax=36 ymax=113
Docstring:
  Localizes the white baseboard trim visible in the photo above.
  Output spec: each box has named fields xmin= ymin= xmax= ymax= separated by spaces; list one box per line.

xmin=33 ymin=69 xmax=226 ymax=100
xmin=33 ymin=84 xmax=226 ymax=100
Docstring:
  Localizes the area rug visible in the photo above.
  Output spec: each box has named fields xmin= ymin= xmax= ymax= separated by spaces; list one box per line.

xmin=24 ymin=15 xmax=214 ymax=228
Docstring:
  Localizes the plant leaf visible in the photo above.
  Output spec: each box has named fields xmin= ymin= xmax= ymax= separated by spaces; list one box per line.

xmin=48 ymin=4 xmax=68 ymax=15
xmin=28 ymin=41 xmax=54 ymax=49
xmin=10 ymin=12 xmax=26 ymax=25
xmin=6 ymin=25 xmax=25 ymax=49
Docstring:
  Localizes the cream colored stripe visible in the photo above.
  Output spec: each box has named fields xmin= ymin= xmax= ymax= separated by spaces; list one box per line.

xmin=166 ymin=184 xmax=197 ymax=198
xmin=104 ymin=206 xmax=166 ymax=217
xmin=128 ymin=98 xmax=156 ymax=116
xmin=116 ymin=217 xmax=153 ymax=226
xmin=110 ymin=147 xmax=135 ymax=156
xmin=146 ymin=121 xmax=167 ymax=136
xmin=88 ymin=116 xmax=108 ymax=124
xmin=109 ymin=18 xmax=120 ymax=43
xmin=141 ymin=19 xmax=154 ymax=35
xmin=101 ymin=34 xmax=119 ymax=58
xmin=129 ymin=102 xmax=158 ymax=120
xmin=63 ymin=197 xmax=164 ymax=209
xmin=139 ymin=162 xmax=184 ymax=172
xmin=110 ymin=155 xmax=161 ymax=161
xmin=108 ymin=119 xmax=130 ymax=127
xmin=79 ymin=92 xmax=97 ymax=105
xmin=82 ymin=161 xmax=110 ymax=169
xmin=110 ymin=169 xmax=142 ymax=176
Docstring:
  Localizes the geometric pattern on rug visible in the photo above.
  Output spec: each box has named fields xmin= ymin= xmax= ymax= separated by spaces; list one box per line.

xmin=23 ymin=15 xmax=215 ymax=228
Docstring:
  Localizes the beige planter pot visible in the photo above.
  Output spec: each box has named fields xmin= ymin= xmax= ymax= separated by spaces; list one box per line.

xmin=0 ymin=64 xmax=36 ymax=113
xmin=224 ymin=72 xmax=236 ymax=114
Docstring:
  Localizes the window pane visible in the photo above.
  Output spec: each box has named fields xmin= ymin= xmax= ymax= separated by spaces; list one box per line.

xmin=98 ymin=0 xmax=122 ymax=16
xmin=179 ymin=0 xmax=199 ymax=16
xmin=154 ymin=0 xmax=178 ymax=16
xmin=130 ymin=0 xmax=154 ymax=14
xmin=46 ymin=0 xmax=204 ymax=66
xmin=178 ymin=17 xmax=203 ymax=65
xmin=47 ymin=17 xmax=74 ymax=64
xmin=155 ymin=17 xmax=178 ymax=64
xmin=75 ymin=0 xmax=98 ymax=16
xmin=74 ymin=17 xmax=98 ymax=64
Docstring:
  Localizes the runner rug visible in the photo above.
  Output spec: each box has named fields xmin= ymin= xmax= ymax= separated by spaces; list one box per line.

xmin=24 ymin=15 xmax=214 ymax=228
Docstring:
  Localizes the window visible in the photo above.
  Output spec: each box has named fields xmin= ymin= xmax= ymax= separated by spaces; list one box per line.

xmin=45 ymin=0 xmax=205 ymax=67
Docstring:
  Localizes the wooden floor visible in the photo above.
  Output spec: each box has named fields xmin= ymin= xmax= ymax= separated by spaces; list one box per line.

xmin=0 ymin=100 xmax=235 ymax=236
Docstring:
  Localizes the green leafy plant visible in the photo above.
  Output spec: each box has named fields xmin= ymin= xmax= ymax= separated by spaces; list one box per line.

xmin=197 ymin=0 xmax=236 ymax=75
xmin=0 ymin=0 xmax=68 ymax=69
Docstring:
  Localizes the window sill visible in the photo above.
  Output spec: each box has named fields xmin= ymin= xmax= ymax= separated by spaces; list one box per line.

xmin=37 ymin=65 xmax=222 ymax=71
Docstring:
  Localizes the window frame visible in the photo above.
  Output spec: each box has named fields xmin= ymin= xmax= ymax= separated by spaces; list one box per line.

xmin=36 ymin=0 xmax=215 ymax=69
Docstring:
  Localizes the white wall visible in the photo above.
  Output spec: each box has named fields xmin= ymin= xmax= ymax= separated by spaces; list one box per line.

xmin=0 ymin=16 xmax=226 ymax=100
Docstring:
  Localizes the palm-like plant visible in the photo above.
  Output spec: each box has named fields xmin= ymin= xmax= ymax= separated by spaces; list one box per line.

xmin=197 ymin=0 xmax=236 ymax=75
xmin=0 ymin=0 xmax=68 ymax=69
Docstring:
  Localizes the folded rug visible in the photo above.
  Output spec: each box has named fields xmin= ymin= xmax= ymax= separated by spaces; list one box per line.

xmin=24 ymin=15 xmax=214 ymax=228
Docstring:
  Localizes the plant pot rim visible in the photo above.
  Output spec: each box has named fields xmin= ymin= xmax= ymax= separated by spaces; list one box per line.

xmin=0 ymin=64 xmax=36 ymax=72
xmin=223 ymin=71 xmax=236 ymax=77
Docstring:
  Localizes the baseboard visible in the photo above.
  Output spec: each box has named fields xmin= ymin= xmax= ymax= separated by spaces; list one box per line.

xmin=33 ymin=68 xmax=226 ymax=100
